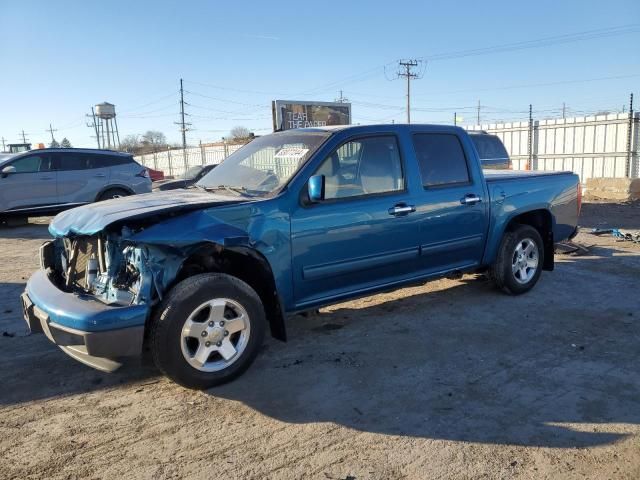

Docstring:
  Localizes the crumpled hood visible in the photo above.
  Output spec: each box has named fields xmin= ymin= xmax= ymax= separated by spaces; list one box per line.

xmin=49 ymin=189 xmax=249 ymax=237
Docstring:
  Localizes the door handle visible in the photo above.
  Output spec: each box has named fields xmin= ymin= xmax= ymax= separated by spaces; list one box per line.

xmin=461 ymin=194 xmax=482 ymax=205
xmin=388 ymin=204 xmax=416 ymax=216
xmin=40 ymin=176 xmax=54 ymax=181
xmin=94 ymin=173 xmax=106 ymax=178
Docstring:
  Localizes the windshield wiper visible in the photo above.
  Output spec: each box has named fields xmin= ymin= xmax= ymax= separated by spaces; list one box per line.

xmin=204 ymin=184 xmax=259 ymax=197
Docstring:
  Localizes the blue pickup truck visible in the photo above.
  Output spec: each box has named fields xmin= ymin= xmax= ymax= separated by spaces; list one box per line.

xmin=22 ymin=124 xmax=580 ymax=389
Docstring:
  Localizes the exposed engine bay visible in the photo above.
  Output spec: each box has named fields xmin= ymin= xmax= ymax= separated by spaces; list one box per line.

xmin=41 ymin=227 xmax=184 ymax=308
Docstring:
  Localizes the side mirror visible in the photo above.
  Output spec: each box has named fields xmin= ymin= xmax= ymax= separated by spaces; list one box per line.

xmin=308 ymin=175 xmax=325 ymax=203
xmin=1 ymin=166 xmax=16 ymax=178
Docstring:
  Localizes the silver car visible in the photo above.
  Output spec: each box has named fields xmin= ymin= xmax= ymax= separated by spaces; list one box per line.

xmin=0 ymin=148 xmax=152 ymax=218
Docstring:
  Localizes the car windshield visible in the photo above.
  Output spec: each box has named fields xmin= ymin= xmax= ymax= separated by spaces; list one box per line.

xmin=183 ymin=166 xmax=204 ymax=180
xmin=197 ymin=131 xmax=330 ymax=196
xmin=470 ymin=134 xmax=509 ymax=160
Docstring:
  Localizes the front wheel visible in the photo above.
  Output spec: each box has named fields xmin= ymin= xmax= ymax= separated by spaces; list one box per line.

xmin=150 ymin=273 xmax=266 ymax=389
xmin=489 ymin=224 xmax=544 ymax=295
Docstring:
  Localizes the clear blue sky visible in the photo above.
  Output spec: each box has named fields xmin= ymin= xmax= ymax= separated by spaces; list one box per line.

xmin=1 ymin=0 xmax=638 ymax=147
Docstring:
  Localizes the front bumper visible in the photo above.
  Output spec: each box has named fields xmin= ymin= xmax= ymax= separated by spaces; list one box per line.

xmin=22 ymin=269 xmax=148 ymax=372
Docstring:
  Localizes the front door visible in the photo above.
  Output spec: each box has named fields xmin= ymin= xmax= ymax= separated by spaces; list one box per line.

xmin=0 ymin=153 xmax=57 ymax=212
xmin=291 ymin=134 xmax=420 ymax=309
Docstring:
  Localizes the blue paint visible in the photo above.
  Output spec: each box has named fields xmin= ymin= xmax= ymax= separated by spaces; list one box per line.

xmin=27 ymin=124 xmax=579 ymax=340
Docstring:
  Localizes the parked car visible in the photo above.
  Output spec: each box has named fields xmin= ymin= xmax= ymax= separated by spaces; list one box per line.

xmin=0 ymin=148 xmax=151 ymax=219
xmin=153 ymin=164 xmax=217 ymax=191
xmin=22 ymin=125 xmax=580 ymax=389
xmin=147 ymin=167 xmax=165 ymax=182
xmin=468 ymin=131 xmax=512 ymax=169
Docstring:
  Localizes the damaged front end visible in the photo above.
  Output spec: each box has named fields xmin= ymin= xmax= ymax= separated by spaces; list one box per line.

xmin=44 ymin=228 xmax=183 ymax=308
xmin=23 ymin=226 xmax=186 ymax=372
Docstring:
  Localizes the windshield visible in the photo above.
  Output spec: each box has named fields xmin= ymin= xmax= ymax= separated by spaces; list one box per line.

xmin=197 ymin=131 xmax=330 ymax=196
xmin=470 ymin=134 xmax=509 ymax=160
xmin=183 ymin=166 xmax=204 ymax=180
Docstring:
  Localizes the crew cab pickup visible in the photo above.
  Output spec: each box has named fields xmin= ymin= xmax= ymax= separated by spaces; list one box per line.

xmin=22 ymin=125 xmax=581 ymax=389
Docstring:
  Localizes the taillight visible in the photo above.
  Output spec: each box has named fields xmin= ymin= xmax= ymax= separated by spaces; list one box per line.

xmin=577 ymin=183 xmax=582 ymax=216
xmin=136 ymin=168 xmax=150 ymax=179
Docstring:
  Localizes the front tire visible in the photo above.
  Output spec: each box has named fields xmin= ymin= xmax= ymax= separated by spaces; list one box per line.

xmin=150 ymin=273 xmax=266 ymax=389
xmin=489 ymin=224 xmax=544 ymax=295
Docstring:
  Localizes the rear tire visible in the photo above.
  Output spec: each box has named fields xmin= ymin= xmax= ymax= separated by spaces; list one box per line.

xmin=150 ymin=273 xmax=266 ymax=389
xmin=97 ymin=188 xmax=130 ymax=201
xmin=489 ymin=224 xmax=544 ymax=295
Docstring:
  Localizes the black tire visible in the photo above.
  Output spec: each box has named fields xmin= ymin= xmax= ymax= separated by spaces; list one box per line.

xmin=150 ymin=273 xmax=266 ymax=389
xmin=489 ymin=224 xmax=544 ymax=295
xmin=97 ymin=188 xmax=130 ymax=202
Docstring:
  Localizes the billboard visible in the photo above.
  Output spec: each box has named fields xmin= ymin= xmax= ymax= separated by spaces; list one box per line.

xmin=272 ymin=100 xmax=351 ymax=131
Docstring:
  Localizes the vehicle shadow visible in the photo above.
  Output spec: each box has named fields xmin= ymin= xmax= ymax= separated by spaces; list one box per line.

xmin=1 ymin=246 xmax=638 ymax=450
xmin=0 ymin=219 xmax=51 ymax=240
xmin=209 ymin=250 xmax=640 ymax=449
xmin=0 ymin=280 xmax=159 ymax=405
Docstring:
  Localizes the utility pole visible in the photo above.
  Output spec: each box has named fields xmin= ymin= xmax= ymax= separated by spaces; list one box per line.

xmin=562 ymin=102 xmax=566 ymax=119
xmin=397 ymin=60 xmax=421 ymax=123
xmin=46 ymin=123 xmax=57 ymax=144
xmin=625 ymin=92 xmax=634 ymax=177
xmin=1 ymin=137 xmax=6 ymax=152
xmin=176 ymin=78 xmax=190 ymax=150
xmin=336 ymin=90 xmax=349 ymax=103
xmin=476 ymin=100 xmax=481 ymax=125
xmin=19 ymin=130 xmax=29 ymax=144
xmin=86 ymin=108 xmax=101 ymax=148
xmin=175 ymin=78 xmax=192 ymax=174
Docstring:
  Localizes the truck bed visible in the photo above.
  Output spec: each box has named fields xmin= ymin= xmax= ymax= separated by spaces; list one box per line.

xmin=483 ymin=169 xmax=573 ymax=182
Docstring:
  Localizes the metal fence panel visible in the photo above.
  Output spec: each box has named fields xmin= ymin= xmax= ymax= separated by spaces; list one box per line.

xmin=467 ymin=112 xmax=639 ymax=182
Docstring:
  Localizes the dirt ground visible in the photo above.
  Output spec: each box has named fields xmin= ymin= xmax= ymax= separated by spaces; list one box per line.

xmin=1 ymin=202 xmax=639 ymax=480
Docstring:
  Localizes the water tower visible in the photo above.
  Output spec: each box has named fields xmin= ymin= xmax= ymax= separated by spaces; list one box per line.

xmin=94 ymin=102 xmax=120 ymax=149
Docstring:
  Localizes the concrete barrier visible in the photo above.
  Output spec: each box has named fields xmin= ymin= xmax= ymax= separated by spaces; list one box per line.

xmin=584 ymin=178 xmax=640 ymax=201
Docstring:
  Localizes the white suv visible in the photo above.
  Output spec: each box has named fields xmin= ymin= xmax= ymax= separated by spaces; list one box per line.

xmin=0 ymin=148 xmax=151 ymax=220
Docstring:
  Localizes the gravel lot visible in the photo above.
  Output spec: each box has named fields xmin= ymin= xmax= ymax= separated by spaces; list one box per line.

xmin=1 ymin=202 xmax=639 ymax=479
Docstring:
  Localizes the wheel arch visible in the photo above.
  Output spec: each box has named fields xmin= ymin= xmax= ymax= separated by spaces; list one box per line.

xmin=502 ymin=208 xmax=554 ymax=271
xmin=173 ymin=242 xmax=287 ymax=341
xmin=94 ymin=184 xmax=134 ymax=201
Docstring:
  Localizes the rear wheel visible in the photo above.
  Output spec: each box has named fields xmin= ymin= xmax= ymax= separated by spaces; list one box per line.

xmin=489 ymin=224 xmax=544 ymax=295
xmin=97 ymin=188 xmax=130 ymax=201
xmin=150 ymin=273 xmax=266 ymax=389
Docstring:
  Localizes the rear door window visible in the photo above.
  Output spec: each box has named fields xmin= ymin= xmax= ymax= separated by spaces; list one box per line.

xmin=55 ymin=152 xmax=90 ymax=171
xmin=412 ymin=134 xmax=470 ymax=187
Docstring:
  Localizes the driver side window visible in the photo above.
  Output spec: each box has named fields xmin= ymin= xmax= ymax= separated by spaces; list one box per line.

xmin=314 ymin=136 xmax=403 ymax=200
xmin=8 ymin=155 xmax=51 ymax=173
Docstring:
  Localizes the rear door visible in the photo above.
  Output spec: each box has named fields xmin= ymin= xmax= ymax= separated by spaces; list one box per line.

xmin=0 ymin=153 xmax=57 ymax=211
xmin=54 ymin=152 xmax=109 ymax=204
xmin=411 ymin=131 xmax=489 ymax=273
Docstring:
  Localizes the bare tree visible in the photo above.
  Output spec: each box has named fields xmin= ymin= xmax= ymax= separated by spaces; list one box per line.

xmin=141 ymin=130 xmax=167 ymax=152
xmin=230 ymin=126 xmax=251 ymax=140
xmin=119 ymin=134 xmax=141 ymax=153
